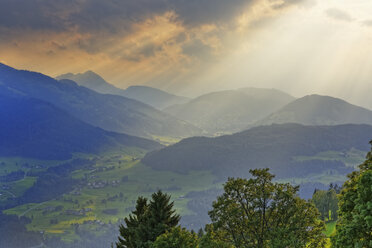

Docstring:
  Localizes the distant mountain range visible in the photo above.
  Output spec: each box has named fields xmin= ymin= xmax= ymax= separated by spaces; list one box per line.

xmin=122 ymin=85 xmax=190 ymax=110
xmin=56 ymin=71 xmax=372 ymax=134
xmin=57 ymin=71 xmax=190 ymax=109
xmin=0 ymin=63 xmax=201 ymax=138
xmin=143 ymin=123 xmax=372 ymax=179
xmin=164 ymin=88 xmax=295 ymax=133
xmin=254 ymin=95 xmax=372 ymax=127
xmin=0 ymin=93 xmax=163 ymax=160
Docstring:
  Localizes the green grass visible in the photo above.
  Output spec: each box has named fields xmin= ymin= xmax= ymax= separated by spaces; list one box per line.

xmin=3 ymin=153 xmax=218 ymax=241
xmin=294 ymin=148 xmax=366 ymax=167
xmin=276 ymin=171 xmax=347 ymax=186
xmin=0 ymin=156 xmax=62 ymax=176
xmin=1 ymin=149 xmax=350 ymax=243
xmin=324 ymin=221 xmax=337 ymax=247
xmin=151 ymin=135 xmax=182 ymax=146
xmin=325 ymin=221 xmax=337 ymax=237
xmin=8 ymin=177 xmax=38 ymax=196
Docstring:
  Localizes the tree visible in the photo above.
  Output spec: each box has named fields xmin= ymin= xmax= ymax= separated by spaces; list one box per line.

xmin=198 ymin=225 xmax=234 ymax=248
xmin=116 ymin=197 xmax=148 ymax=248
xmin=312 ymin=187 xmax=338 ymax=221
xmin=332 ymin=141 xmax=372 ymax=248
xmin=116 ymin=191 xmax=180 ymax=248
xmin=152 ymin=226 xmax=198 ymax=248
xmin=209 ymin=169 xmax=326 ymax=248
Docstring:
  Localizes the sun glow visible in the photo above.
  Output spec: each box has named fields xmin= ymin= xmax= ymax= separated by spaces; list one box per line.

xmin=189 ymin=0 xmax=372 ymax=108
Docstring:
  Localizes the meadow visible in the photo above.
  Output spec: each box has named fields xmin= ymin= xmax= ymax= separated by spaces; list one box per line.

xmin=0 ymin=148 xmax=364 ymax=244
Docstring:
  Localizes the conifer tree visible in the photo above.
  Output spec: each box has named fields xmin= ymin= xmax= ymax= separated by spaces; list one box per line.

xmin=116 ymin=191 xmax=180 ymax=248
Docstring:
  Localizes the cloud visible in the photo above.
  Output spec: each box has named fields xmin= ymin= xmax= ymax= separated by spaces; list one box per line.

xmin=325 ymin=8 xmax=353 ymax=22
xmin=0 ymin=0 xmax=253 ymax=34
xmin=0 ymin=0 xmax=314 ymax=89
xmin=362 ymin=20 xmax=372 ymax=27
xmin=0 ymin=0 xmax=312 ymax=35
xmin=270 ymin=0 xmax=316 ymax=9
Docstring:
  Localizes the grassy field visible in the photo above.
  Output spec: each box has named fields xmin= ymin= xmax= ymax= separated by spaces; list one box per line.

xmin=0 ymin=157 xmax=64 ymax=207
xmin=1 ymin=148 xmax=354 ymax=244
xmin=294 ymin=148 xmax=366 ymax=167
xmin=3 ymin=152 xmax=218 ymax=242
xmin=0 ymin=156 xmax=63 ymax=176
xmin=150 ymin=135 xmax=182 ymax=146
xmin=324 ymin=221 xmax=337 ymax=248
xmin=325 ymin=221 xmax=337 ymax=237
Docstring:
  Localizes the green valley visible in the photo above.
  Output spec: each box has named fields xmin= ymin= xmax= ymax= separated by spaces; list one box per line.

xmin=0 ymin=142 xmax=367 ymax=247
xmin=1 ymin=152 xmax=219 ymax=244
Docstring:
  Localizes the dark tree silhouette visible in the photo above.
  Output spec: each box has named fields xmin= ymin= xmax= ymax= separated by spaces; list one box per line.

xmin=116 ymin=191 xmax=180 ymax=248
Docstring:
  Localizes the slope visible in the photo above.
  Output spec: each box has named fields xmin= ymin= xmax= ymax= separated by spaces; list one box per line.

xmin=57 ymin=71 xmax=190 ymax=109
xmin=164 ymin=88 xmax=295 ymax=133
xmin=0 ymin=63 xmax=200 ymax=138
xmin=0 ymin=93 xmax=163 ymax=160
xmin=255 ymin=95 xmax=372 ymax=127
xmin=142 ymin=123 xmax=372 ymax=179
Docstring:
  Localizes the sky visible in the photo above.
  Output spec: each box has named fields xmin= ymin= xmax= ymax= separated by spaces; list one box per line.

xmin=0 ymin=0 xmax=372 ymax=108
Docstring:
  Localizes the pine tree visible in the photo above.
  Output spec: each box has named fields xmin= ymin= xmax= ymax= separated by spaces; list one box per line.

xmin=117 ymin=197 xmax=148 ymax=248
xmin=116 ymin=191 xmax=180 ymax=248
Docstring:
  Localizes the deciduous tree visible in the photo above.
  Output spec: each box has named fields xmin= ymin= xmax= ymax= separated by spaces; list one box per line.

xmin=152 ymin=226 xmax=198 ymax=248
xmin=209 ymin=169 xmax=326 ymax=248
xmin=332 ymin=141 xmax=372 ymax=248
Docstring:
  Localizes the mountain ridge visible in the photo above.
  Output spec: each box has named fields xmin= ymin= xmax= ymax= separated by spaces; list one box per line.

xmin=57 ymin=71 xmax=190 ymax=109
xmin=0 ymin=93 xmax=163 ymax=160
xmin=142 ymin=123 xmax=372 ymax=179
xmin=164 ymin=88 xmax=295 ymax=133
xmin=253 ymin=94 xmax=372 ymax=127
xmin=0 ymin=63 xmax=201 ymax=138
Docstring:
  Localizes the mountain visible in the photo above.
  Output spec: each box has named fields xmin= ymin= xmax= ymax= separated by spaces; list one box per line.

xmin=163 ymin=88 xmax=295 ymax=134
xmin=122 ymin=85 xmax=190 ymax=110
xmin=0 ymin=63 xmax=201 ymax=138
xmin=254 ymin=95 xmax=372 ymax=127
xmin=57 ymin=71 xmax=125 ymax=96
xmin=57 ymin=71 xmax=190 ymax=109
xmin=0 ymin=93 xmax=163 ymax=160
xmin=142 ymin=123 xmax=372 ymax=179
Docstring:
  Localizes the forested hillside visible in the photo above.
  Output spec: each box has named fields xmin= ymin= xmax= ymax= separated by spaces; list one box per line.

xmin=143 ymin=124 xmax=371 ymax=179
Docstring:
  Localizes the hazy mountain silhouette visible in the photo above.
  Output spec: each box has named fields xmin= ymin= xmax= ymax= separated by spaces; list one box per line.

xmin=254 ymin=95 xmax=372 ymax=127
xmin=122 ymin=85 xmax=190 ymax=109
xmin=0 ymin=93 xmax=163 ymax=160
xmin=143 ymin=123 xmax=372 ymax=179
xmin=164 ymin=88 xmax=295 ymax=133
xmin=0 ymin=63 xmax=201 ymax=138
xmin=57 ymin=71 xmax=190 ymax=109
xmin=57 ymin=71 xmax=124 ymax=95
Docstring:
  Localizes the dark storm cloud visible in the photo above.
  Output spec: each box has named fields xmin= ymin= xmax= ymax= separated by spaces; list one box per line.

xmin=0 ymin=0 xmax=308 ymax=34
xmin=0 ymin=0 xmax=251 ymax=33
xmin=169 ymin=0 xmax=254 ymax=26
xmin=0 ymin=0 xmax=78 ymax=31
xmin=270 ymin=0 xmax=313 ymax=9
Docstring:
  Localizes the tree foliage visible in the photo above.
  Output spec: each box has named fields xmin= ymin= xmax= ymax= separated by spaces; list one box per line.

xmin=332 ymin=141 xmax=372 ymax=248
xmin=198 ymin=225 xmax=234 ymax=248
xmin=116 ymin=191 xmax=180 ymax=248
xmin=209 ymin=169 xmax=326 ymax=248
xmin=152 ymin=226 xmax=198 ymax=248
xmin=312 ymin=185 xmax=339 ymax=221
